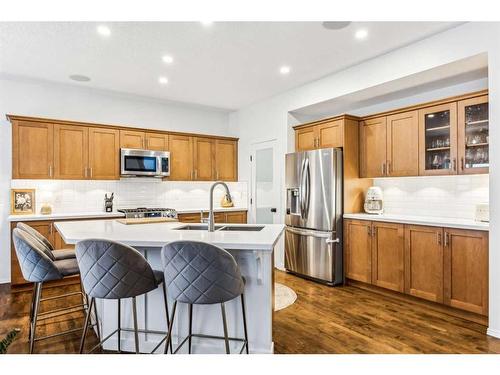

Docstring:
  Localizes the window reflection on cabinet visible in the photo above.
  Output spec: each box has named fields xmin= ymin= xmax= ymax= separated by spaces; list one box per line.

xmin=419 ymin=103 xmax=457 ymax=176
xmin=458 ymin=95 xmax=489 ymax=174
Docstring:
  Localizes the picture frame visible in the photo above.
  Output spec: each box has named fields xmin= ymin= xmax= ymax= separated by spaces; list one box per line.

xmin=10 ymin=189 xmax=36 ymax=215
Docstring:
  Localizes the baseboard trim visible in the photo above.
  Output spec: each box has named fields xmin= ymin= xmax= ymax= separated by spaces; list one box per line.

xmin=487 ymin=328 xmax=500 ymax=338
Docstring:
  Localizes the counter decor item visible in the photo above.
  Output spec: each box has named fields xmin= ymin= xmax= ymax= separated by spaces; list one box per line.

xmin=220 ymin=193 xmax=234 ymax=207
xmin=104 ymin=193 xmax=114 ymax=212
xmin=10 ymin=188 xmax=35 ymax=215
xmin=40 ymin=203 xmax=52 ymax=215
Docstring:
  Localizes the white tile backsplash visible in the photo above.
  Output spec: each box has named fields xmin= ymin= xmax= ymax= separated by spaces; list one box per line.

xmin=373 ymin=175 xmax=489 ymax=219
xmin=11 ymin=179 xmax=248 ymax=214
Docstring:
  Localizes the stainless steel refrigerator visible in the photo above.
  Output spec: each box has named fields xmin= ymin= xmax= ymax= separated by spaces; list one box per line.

xmin=284 ymin=148 xmax=343 ymax=285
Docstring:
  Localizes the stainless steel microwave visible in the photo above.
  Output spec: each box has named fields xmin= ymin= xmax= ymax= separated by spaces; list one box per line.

xmin=120 ymin=148 xmax=170 ymax=177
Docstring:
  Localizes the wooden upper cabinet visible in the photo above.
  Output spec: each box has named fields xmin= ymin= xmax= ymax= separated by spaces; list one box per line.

xmin=419 ymin=103 xmax=458 ymax=176
xmin=146 ymin=132 xmax=169 ymax=151
xmin=318 ymin=120 xmax=343 ymax=148
xmin=344 ymin=219 xmax=372 ymax=283
xmin=169 ymin=135 xmax=194 ymax=181
xmin=295 ymin=127 xmax=317 ymax=151
xmin=215 ymin=139 xmax=238 ymax=181
xmin=443 ymin=228 xmax=488 ymax=315
xmin=54 ymin=124 xmax=88 ymax=179
xmin=88 ymin=127 xmax=120 ymax=180
xmin=404 ymin=225 xmax=444 ymax=303
xmin=120 ymin=130 xmax=146 ymax=149
xmin=360 ymin=117 xmax=387 ymax=178
xmin=193 ymin=137 xmax=215 ymax=181
xmin=386 ymin=111 xmax=419 ymax=176
xmin=12 ymin=120 xmax=54 ymax=179
xmin=371 ymin=222 xmax=405 ymax=292
xmin=457 ymin=95 xmax=489 ymax=175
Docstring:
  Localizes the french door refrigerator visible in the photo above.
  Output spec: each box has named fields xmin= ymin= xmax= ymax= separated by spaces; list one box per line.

xmin=284 ymin=148 xmax=343 ymax=285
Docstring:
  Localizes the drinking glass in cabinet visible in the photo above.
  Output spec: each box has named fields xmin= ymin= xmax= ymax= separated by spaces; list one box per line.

xmin=425 ymin=110 xmax=452 ymax=170
xmin=463 ymin=102 xmax=489 ymax=169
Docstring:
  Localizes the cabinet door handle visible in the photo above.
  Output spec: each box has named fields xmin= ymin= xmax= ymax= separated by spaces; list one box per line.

xmin=461 ymin=157 xmax=465 ymax=171
xmin=367 ymin=226 xmax=371 ymax=236
xmin=444 ymin=232 xmax=450 ymax=247
xmin=437 ymin=232 xmax=442 ymax=245
xmin=49 ymin=165 xmax=53 ymax=178
xmin=84 ymin=167 xmax=87 ymax=178
xmin=49 ymin=223 xmax=53 ymax=235
xmin=194 ymin=169 xmax=197 ymax=180
xmin=90 ymin=167 xmax=93 ymax=178
xmin=381 ymin=163 xmax=386 ymax=176
xmin=216 ymin=170 xmax=219 ymax=180
xmin=452 ymin=158 xmax=457 ymax=171
xmin=387 ymin=161 xmax=391 ymax=175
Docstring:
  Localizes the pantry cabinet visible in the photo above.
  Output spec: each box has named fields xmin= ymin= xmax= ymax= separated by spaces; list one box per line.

xmin=443 ymin=228 xmax=488 ymax=315
xmin=404 ymin=225 xmax=444 ymax=303
xmin=12 ymin=120 xmax=54 ymax=179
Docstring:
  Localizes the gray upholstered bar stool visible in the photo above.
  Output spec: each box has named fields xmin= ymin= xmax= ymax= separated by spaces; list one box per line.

xmin=12 ymin=228 xmax=89 ymax=354
xmin=17 ymin=222 xmax=76 ymax=260
xmin=76 ymin=239 xmax=171 ymax=354
xmin=153 ymin=240 xmax=249 ymax=355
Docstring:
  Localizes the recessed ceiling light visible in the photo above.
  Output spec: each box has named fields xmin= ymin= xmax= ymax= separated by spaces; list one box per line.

xmin=279 ymin=66 xmax=291 ymax=75
xmin=69 ymin=74 xmax=91 ymax=82
xmin=355 ymin=29 xmax=368 ymax=40
xmin=322 ymin=21 xmax=351 ymax=30
xmin=97 ymin=25 xmax=111 ymax=37
xmin=158 ymin=76 xmax=169 ymax=85
xmin=162 ymin=55 xmax=174 ymax=64
xmin=200 ymin=21 xmax=214 ymax=26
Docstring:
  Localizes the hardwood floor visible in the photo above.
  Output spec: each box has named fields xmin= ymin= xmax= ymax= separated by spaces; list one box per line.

xmin=273 ymin=270 xmax=500 ymax=354
xmin=2 ymin=271 xmax=500 ymax=354
xmin=0 ymin=282 xmax=100 ymax=354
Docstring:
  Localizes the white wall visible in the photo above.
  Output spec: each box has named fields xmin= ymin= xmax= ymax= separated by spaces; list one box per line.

xmin=0 ymin=76 xmax=231 ymax=283
xmin=229 ymin=22 xmax=500 ymax=336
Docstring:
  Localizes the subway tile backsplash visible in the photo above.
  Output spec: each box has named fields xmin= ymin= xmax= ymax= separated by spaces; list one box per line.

xmin=373 ymin=174 xmax=489 ymax=219
xmin=10 ymin=179 xmax=248 ymax=214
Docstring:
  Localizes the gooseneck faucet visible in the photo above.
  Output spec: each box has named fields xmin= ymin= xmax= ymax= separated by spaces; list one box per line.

xmin=208 ymin=181 xmax=233 ymax=232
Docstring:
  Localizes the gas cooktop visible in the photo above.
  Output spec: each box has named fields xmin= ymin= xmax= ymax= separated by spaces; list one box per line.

xmin=117 ymin=207 xmax=178 ymax=219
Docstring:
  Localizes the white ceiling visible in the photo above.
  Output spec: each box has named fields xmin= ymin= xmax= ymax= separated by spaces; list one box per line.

xmin=0 ymin=22 xmax=460 ymax=111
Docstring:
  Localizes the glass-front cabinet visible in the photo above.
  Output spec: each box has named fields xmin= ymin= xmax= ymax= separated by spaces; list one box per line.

xmin=419 ymin=103 xmax=458 ymax=175
xmin=458 ymin=95 xmax=489 ymax=174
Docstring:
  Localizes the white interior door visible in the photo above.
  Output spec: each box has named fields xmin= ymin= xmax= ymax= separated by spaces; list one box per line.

xmin=250 ymin=139 xmax=280 ymax=224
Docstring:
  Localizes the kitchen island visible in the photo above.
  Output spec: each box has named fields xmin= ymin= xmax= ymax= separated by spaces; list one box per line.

xmin=55 ymin=219 xmax=284 ymax=354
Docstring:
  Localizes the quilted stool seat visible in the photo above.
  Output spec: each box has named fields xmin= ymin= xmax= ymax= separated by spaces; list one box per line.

xmin=12 ymin=228 xmax=86 ymax=354
xmin=76 ymin=239 xmax=171 ymax=354
xmin=152 ymin=240 xmax=249 ymax=354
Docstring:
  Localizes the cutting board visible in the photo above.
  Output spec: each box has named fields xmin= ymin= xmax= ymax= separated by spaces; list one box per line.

xmin=116 ymin=217 xmax=179 ymax=225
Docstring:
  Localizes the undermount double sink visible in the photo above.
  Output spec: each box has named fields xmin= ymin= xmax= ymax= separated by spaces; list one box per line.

xmin=174 ymin=224 xmax=265 ymax=232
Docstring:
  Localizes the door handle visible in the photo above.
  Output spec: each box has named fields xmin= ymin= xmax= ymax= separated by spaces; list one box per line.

xmin=303 ymin=158 xmax=311 ymax=218
xmin=285 ymin=226 xmax=332 ymax=238
xmin=299 ymin=159 xmax=306 ymax=219
xmin=270 ymin=208 xmax=277 ymax=213
xmin=326 ymin=238 xmax=340 ymax=244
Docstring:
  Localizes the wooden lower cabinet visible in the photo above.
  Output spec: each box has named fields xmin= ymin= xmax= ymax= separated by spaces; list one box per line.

xmin=404 ymin=225 xmax=444 ymax=303
xmin=344 ymin=219 xmax=372 ymax=283
xmin=444 ymin=228 xmax=488 ymax=315
xmin=372 ymin=222 xmax=405 ymax=292
xmin=344 ymin=219 xmax=488 ymax=316
xmin=178 ymin=210 xmax=247 ymax=224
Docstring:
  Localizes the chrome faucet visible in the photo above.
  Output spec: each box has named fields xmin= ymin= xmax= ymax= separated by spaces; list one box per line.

xmin=208 ymin=181 xmax=233 ymax=232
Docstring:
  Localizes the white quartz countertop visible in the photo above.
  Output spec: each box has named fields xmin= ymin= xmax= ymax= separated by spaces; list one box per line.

xmin=8 ymin=211 xmax=125 ymax=222
xmin=8 ymin=207 xmax=247 ymax=222
xmin=343 ymin=213 xmax=489 ymax=231
xmin=54 ymin=220 xmax=284 ymax=251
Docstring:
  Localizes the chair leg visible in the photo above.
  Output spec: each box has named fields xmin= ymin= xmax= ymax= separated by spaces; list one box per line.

xmin=161 ymin=282 xmax=172 ymax=353
xmin=241 ymin=294 xmax=249 ymax=354
xmin=188 ymin=304 xmax=193 ymax=354
xmin=79 ymin=297 xmax=94 ymax=354
xmin=220 ymin=302 xmax=230 ymax=354
xmin=132 ymin=297 xmax=139 ymax=354
xmin=29 ymin=282 xmax=42 ymax=354
xmin=164 ymin=300 xmax=177 ymax=354
xmin=117 ymin=299 xmax=121 ymax=353
xmin=28 ymin=283 xmax=37 ymax=342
